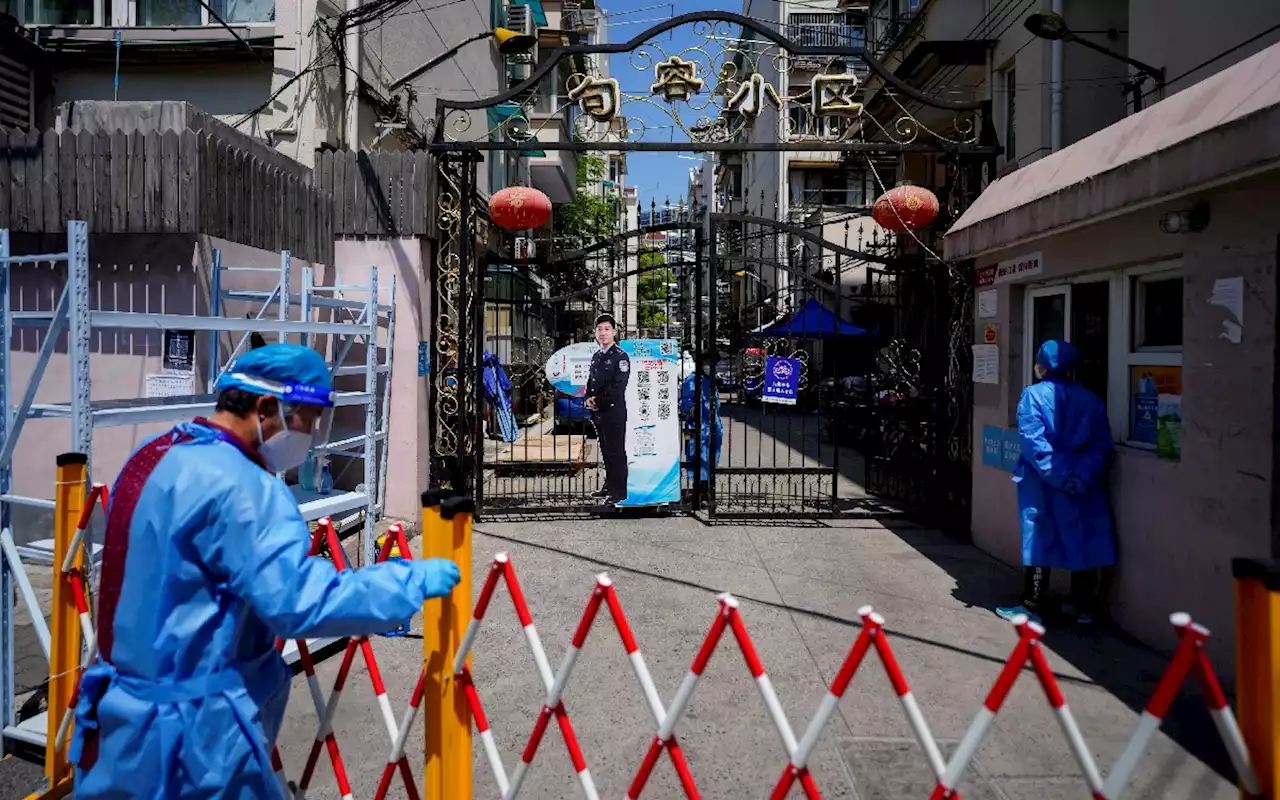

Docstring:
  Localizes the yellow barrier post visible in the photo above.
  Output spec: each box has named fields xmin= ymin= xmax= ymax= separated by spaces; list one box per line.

xmin=421 ymin=489 xmax=448 ymax=800
xmin=440 ymin=492 xmax=474 ymax=800
xmin=1233 ymin=557 xmax=1280 ymax=798
xmin=39 ymin=453 xmax=87 ymax=798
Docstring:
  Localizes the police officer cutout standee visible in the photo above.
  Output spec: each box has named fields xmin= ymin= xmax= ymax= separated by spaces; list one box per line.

xmin=585 ymin=312 xmax=630 ymax=504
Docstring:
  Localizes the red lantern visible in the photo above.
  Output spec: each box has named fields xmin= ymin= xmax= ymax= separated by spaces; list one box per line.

xmin=871 ymin=183 xmax=939 ymax=232
xmin=489 ymin=186 xmax=552 ymax=231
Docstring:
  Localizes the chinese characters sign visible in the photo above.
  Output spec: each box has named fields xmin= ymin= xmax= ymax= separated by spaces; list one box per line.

xmin=761 ymin=356 xmax=801 ymax=406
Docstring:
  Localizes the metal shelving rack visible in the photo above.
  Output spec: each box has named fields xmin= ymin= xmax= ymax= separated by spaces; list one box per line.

xmin=0 ymin=222 xmax=396 ymax=757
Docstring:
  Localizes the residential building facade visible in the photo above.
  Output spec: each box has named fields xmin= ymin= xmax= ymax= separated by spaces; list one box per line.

xmin=945 ymin=2 xmax=1280 ymax=668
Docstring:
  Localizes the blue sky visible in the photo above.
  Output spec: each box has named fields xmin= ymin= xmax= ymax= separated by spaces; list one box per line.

xmin=600 ymin=0 xmax=733 ymax=208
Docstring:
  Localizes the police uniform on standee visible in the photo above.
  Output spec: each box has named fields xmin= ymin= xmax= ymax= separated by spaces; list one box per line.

xmin=586 ymin=314 xmax=630 ymax=502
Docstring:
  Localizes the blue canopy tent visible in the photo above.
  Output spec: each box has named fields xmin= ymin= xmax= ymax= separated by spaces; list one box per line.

xmin=750 ymin=299 xmax=869 ymax=339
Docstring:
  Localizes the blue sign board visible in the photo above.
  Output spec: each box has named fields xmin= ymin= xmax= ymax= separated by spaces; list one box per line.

xmin=417 ymin=341 xmax=431 ymax=377
xmin=981 ymin=426 xmax=1003 ymax=469
xmin=1001 ymin=429 xmax=1022 ymax=472
xmin=761 ymin=355 xmax=801 ymax=406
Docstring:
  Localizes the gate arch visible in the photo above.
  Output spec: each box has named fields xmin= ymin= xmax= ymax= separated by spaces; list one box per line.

xmin=426 ymin=11 xmax=996 ymax=525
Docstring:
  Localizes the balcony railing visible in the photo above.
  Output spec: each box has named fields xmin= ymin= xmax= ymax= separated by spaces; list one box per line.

xmin=786 ymin=22 xmax=866 ymax=50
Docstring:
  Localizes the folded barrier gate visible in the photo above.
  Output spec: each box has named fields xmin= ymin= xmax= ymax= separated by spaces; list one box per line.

xmin=25 ymin=472 xmax=1268 ymax=799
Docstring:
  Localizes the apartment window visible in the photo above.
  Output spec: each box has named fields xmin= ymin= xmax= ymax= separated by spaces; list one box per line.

xmin=26 ymin=0 xmax=274 ymax=25
xmin=23 ymin=0 xmax=101 ymax=24
xmin=1125 ymin=265 xmax=1183 ymax=456
xmin=1002 ymin=67 xmax=1016 ymax=163
xmin=792 ymin=168 xmax=869 ymax=208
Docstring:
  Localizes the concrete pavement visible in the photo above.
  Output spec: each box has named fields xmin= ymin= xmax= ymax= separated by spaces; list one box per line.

xmin=270 ymin=515 xmax=1239 ymax=799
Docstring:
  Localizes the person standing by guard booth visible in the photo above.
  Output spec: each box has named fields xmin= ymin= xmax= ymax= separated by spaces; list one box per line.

xmin=585 ymin=313 xmax=630 ymax=505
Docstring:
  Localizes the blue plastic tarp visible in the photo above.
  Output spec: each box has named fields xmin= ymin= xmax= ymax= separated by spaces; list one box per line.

xmin=751 ymin=299 xmax=868 ymax=339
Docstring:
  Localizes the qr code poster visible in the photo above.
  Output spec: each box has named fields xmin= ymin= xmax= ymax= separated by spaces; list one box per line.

xmin=618 ymin=339 xmax=681 ymax=506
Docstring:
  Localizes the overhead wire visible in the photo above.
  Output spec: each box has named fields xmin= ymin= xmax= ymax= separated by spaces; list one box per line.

xmin=1140 ymin=21 xmax=1280 ymax=100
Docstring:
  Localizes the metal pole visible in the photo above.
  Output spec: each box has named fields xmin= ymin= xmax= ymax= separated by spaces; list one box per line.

xmin=208 ymin=248 xmax=222 ymax=392
xmin=362 ymin=267 xmax=379 ymax=567
xmin=278 ymin=250 xmax=291 ymax=344
xmin=67 ymin=222 xmax=91 ymax=461
xmin=0 ymin=228 xmax=12 ymax=756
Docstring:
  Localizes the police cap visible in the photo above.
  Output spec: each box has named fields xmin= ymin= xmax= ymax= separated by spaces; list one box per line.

xmin=594 ymin=312 xmax=618 ymax=328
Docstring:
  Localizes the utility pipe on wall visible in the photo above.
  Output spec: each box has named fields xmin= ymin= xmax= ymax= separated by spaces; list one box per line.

xmin=1050 ymin=0 xmax=1063 ymax=151
xmin=344 ymin=0 xmax=360 ymax=148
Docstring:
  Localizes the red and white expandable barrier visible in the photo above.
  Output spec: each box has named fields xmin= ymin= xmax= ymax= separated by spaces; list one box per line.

xmin=770 ymin=606 xmax=946 ymax=799
xmin=1099 ymin=613 xmax=1260 ymax=799
xmin=451 ymin=553 xmax=598 ymax=799
xmin=456 ymin=554 xmax=1260 ymax=800
xmin=278 ymin=519 xmax=421 ymax=800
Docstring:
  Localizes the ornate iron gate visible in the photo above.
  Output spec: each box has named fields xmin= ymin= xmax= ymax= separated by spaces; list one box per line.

xmin=424 ymin=11 xmax=999 ymax=523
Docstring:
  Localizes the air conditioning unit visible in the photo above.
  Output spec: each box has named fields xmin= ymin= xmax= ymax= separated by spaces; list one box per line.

xmin=514 ymin=236 xmax=536 ymax=259
xmin=505 ymin=3 xmax=535 ymax=39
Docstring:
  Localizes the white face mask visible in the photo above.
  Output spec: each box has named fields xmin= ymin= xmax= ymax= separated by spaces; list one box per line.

xmin=256 ymin=406 xmax=313 ymax=472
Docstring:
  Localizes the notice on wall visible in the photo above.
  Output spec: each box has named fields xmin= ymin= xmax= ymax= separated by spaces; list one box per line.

xmin=1001 ymin=429 xmax=1022 ymax=471
xmin=146 ymin=372 xmax=197 ymax=398
xmin=1130 ymin=366 xmax=1181 ymax=460
xmin=1208 ymin=276 xmax=1244 ymax=344
xmin=982 ymin=323 xmax=998 ymax=344
xmin=977 ymin=289 xmax=998 ymax=319
xmin=994 ymin=252 xmax=1043 ymax=284
xmin=418 ymin=341 xmax=431 ymax=377
xmin=162 ymin=329 xmax=196 ymax=373
xmin=971 ymin=344 xmax=999 ymax=384
xmin=981 ymin=426 xmax=1003 ymax=469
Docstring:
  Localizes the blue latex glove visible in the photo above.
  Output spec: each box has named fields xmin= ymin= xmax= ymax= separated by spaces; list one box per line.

xmin=417 ymin=558 xmax=462 ymax=598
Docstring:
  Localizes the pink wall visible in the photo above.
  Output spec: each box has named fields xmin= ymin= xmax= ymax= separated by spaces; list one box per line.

xmin=5 ymin=233 xmax=319 ymax=511
xmin=968 ymin=174 xmax=1280 ymax=671
xmin=332 ymin=238 xmax=431 ymax=526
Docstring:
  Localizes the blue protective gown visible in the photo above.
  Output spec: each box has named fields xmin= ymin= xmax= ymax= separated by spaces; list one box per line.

xmin=680 ymin=373 xmax=723 ymax=481
xmin=71 ymin=419 xmax=443 ymax=799
xmin=1013 ymin=341 xmax=1117 ymax=571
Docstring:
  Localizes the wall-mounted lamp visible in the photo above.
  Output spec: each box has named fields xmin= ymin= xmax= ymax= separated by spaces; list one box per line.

xmin=1025 ymin=10 xmax=1165 ymax=111
xmin=1159 ymin=201 xmax=1210 ymax=234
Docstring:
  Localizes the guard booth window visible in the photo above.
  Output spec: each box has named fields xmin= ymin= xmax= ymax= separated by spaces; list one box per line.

xmin=1024 ymin=281 xmax=1110 ymax=408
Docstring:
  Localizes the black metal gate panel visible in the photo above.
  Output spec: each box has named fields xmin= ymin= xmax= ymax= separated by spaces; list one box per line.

xmin=475 ymin=218 xmax=703 ymax=517
xmin=703 ymin=208 xmax=887 ymax=519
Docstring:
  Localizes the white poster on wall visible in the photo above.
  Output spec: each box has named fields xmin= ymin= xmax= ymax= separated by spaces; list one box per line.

xmin=971 ymin=344 xmax=999 ymax=385
xmin=977 ymin=289 xmax=998 ymax=319
xmin=145 ymin=372 xmax=197 ymax=398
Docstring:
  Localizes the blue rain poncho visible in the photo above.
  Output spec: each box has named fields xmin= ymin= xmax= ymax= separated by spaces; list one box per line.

xmin=680 ymin=371 xmax=723 ymax=481
xmin=1013 ymin=340 xmax=1117 ymax=571
xmin=72 ymin=345 xmax=458 ymax=799
xmin=483 ymin=350 xmax=519 ymax=443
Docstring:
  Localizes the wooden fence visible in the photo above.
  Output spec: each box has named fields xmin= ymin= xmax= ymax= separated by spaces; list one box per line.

xmin=314 ymin=149 xmax=435 ymax=237
xmin=0 ymin=128 xmax=334 ymax=265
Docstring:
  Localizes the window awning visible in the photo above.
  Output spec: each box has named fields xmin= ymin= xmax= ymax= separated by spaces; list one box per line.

xmin=512 ymin=0 xmax=548 ymax=26
xmin=944 ymin=40 xmax=1280 ymax=261
xmin=486 ymin=103 xmax=545 ymax=157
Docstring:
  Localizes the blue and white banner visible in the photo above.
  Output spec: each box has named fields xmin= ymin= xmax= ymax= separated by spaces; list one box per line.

xmin=761 ymin=355 xmax=801 ymax=406
xmin=543 ymin=342 xmax=599 ymax=397
xmin=618 ymin=339 xmax=681 ymax=507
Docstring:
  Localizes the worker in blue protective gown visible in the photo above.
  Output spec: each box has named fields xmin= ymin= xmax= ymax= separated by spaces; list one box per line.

xmin=997 ymin=340 xmax=1116 ymax=627
xmin=680 ymin=349 xmax=723 ymax=502
xmin=70 ymin=343 xmax=461 ymax=799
